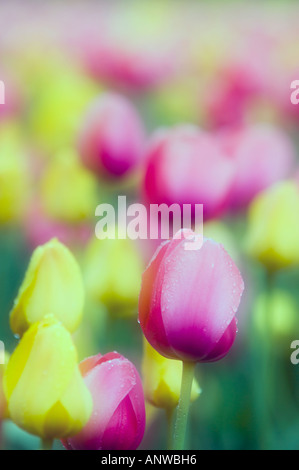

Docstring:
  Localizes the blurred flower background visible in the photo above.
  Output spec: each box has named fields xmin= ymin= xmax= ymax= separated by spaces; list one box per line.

xmin=1 ymin=0 xmax=299 ymax=450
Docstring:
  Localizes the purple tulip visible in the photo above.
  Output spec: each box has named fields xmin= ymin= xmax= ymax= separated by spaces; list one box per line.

xmin=138 ymin=229 xmax=244 ymax=363
xmin=62 ymin=352 xmax=146 ymax=450
xmin=78 ymin=93 xmax=145 ymax=178
xmin=142 ymin=125 xmax=234 ymax=221
xmin=218 ymin=124 xmax=295 ymax=210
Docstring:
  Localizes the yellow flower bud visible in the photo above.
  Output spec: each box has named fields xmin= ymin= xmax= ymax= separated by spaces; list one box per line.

xmin=142 ymin=340 xmax=201 ymax=410
xmin=10 ymin=238 xmax=85 ymax=337
xmin=253 ymin=290 xmax=298 ymax=342
xmin=28 ymin=64 xmax=97 ymax=153
xmin=246 ymin=181 xmax=299 ymax=271
xmin=83 ymin=236 xmax=143 ymax=317
xmin=0 ymin=123 xmax=30 ymax=224
xmin=40 ymin=150 xmax=98 ymax=223
xmin=4 ymin=315 xmax=92 ymax=439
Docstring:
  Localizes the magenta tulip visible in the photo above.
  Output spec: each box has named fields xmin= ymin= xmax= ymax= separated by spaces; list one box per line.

xmin=218 ymin=124 xmax=295 ymax=210
xmin=138 ymin=229 xmax=244 ymax=363
xmin=78 ymin=93 xmax=145 ymax=178
xmin=62 ymin=352 xmax=146 ymax=450
xmin=142 ymin=126 xmax=234 ymax=221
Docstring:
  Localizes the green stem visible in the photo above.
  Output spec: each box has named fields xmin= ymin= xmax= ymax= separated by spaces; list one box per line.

xmin=252 ymin=270 xmax=275 ymax=450
xmin=40 ymin=438 xmax=53 ymax=450
xmin=171 ymin=361 xmax=195 ymax=450
xmin=166 ymin=407 xmax=174 ymax=450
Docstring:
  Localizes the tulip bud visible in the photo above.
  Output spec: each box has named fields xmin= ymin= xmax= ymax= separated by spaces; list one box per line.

xmin=139 ymin=229 xmax=244 ymax=362
xmin=29 ymin=66 xmax=97 ymax=153
xmin=142 ymin=340 xmax=200 ymax=410
xmin=245 ymin=180 xmax=299 ymax=271
xmin=78 ymin=92 xmax=145 ymax=178
xmin=253 ymin=290 xmax=298 ymax=343
xmin=142 ymin=125 xmax=234 ymax=221
xmin=63 ymin=352 xmax=146 ymax=450
xmin=10 ymin=238 xmax=85 ymax=337
xmin=0 ymin=123 xmax=30 ymax=224
xmin=40 ymin=150 xmax=98 ymax=223
xmin=3 ymin=315 xmax=92 ymax=439
xmin=83 ymin=236 xmax=143 ymax=316
xmin=218 ymin=124 xmax=295 ymax=211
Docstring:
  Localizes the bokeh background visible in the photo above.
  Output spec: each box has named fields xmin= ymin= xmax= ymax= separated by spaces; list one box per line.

xmin=1 ymin=0 xmax=299 ymax=450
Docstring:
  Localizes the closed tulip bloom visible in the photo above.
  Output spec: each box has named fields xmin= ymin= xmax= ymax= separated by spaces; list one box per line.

xmin=142 ymin=126 xmax=234 ymax=221
xmin=139 ymin=229 xmax=244 ymax=362
xmin=253 ymin=290 xmax=298 ymax=343
xmin=63 ymin=352 xmax=146 ymax=450
xmin=10 ymin=238 xmax=85 ymax=337
xmin=246 ymin=180 xmax=299 ymax=271
xmin=78 ymin=93 xmax=145 ymax=178
xmin=218 ymin=124 xmax=295 ymax=211
xmin=142 ymin=340 xmax=200 ymax=410
xmin=40 ymin=150 xmax=98 ymax=223
xmin=83 ymin=236 xmax=143 ymax=316
xmin=3 ymin=315 xmax=92 ymax=439
xmin=0 ymin=124 xmax=30 ymax=224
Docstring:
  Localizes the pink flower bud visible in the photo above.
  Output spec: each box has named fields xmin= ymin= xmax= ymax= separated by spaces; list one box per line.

xmin=138 ymin=230 xmax=244 ymax=363
xmin=142 ymin=126 xmax=234 ymax=221
xmin=63 ymin=352 xmax=146 ymax=450
xmin=218 ymin=124 xmax=295 ymax=211
xmin=78 ymin=93 xmax=145 ymax=178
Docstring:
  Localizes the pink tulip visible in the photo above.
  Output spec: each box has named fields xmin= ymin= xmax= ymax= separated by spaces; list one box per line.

xmin=82 ymin=35 xmax=178 ymax=91
xmin=138 ymin=229 xmax=244 ymax=363
xmin=142 ymin=126 xmax=234 ymax=221
xmin=78 ymin=93 xmax=145 ymax=178
xmin=204 ymin=53 xmax=269 ymax=129
xmin=63 ymin=352 xmax=146 ymax=450
xmin=217 ymin=124 xmax=295 ymax=211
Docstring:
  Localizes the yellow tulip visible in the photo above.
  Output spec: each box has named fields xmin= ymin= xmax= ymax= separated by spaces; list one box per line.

xmin=83 ymin=236 xmax=143 ymax=317
xmin=40 ymin=150 xmax=98 ymax=223
xmin=246 ymin=180 xmax=299 ymax=271
xmin=142 ymin=340 xmax=201 ymax=410
xmin=4 ymin=315 xmax=92 ymax=439
xmin=253 ymin=290 xmax=298 ymax=342
xmin=28 ymin=64 xmax=98 ymax=153
xmin=10 ymin=238 xmax=85 ymax=337
xmin=0 ymin=123 xmax=30 ymax=224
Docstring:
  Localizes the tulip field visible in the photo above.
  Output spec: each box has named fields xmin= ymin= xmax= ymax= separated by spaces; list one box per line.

xmin=1 ymin=0 xmax=299 ymax=451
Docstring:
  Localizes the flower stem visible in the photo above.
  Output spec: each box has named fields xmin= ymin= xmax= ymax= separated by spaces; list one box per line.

xmin=40 ymin=438 xmax=53 ymax=450
xmin=166 ymin=408 xmax=174 ymax=450
xmin=171 ymin=361 xmax=195 ymax=450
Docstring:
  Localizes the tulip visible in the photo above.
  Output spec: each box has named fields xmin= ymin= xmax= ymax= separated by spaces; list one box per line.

xmin=81 ymin=3 xmax=177 ymax=91
xmin=63 ymin=352 xmax=146 ymax=450
xmin=142 ymin=340 xmax=200 ymax=410
xmin=40 ymin=150 xmax=98 ymax=223
xmin=10 ymin=238 xmax=85 ymax=337
xmin=245 ymin=180 xmax=299 ymax=272
xmin=142 ymin=125 xmax=234 ymax=221
xmin=205 ymin=59 xmax=267 ymax=129
xmin=253 ymin=290 xmax=298 ymax=344
xmin=28 ymin=64 xmax=97 ymax=154
xmin=218 ymin=124 xmax=295 ymax=211
xmin=139 ymin=229 xmax=244 ymax=363
xmin=78 ymin=93 xmax=145 ymax=178
xmin=3 ymin=315 xmax=92 ymax=440
xmin=0 ymin=123 xmax=30 ymax=224
xmin=83 ymin=236 xmax=143 ymax=316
